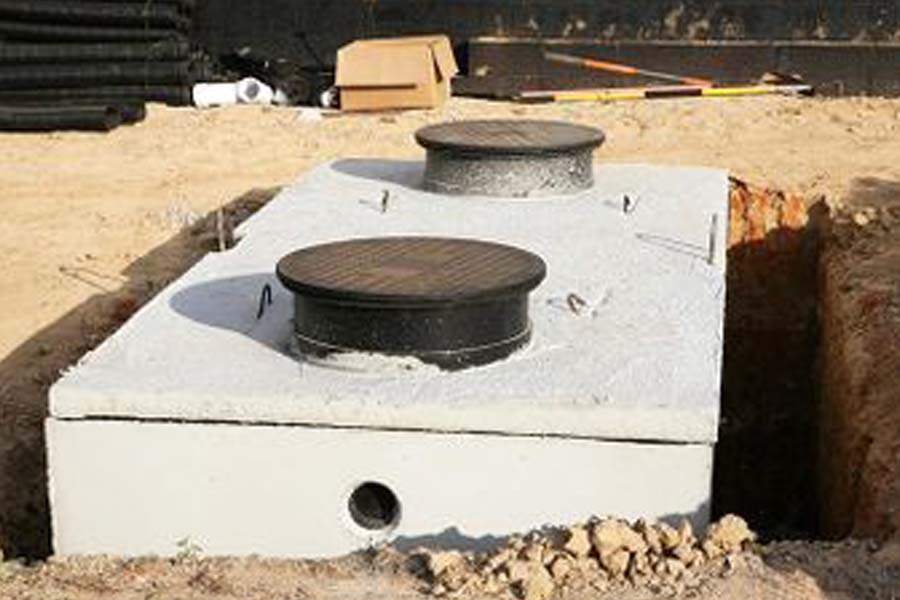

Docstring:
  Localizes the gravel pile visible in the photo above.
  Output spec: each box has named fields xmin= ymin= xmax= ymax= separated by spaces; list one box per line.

xmin=417 ymin=514 xmax=756 ymax=599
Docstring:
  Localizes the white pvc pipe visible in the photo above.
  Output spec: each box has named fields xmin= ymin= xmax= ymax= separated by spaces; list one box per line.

xmin=192 ymin=82 xmax=238 ymax=108
xmin=192 ymin=78 xmax=275 ymax=108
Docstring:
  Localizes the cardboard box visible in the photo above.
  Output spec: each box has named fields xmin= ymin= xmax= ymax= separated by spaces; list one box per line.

xmin=336 ymin=35 xmax=459 ymax=111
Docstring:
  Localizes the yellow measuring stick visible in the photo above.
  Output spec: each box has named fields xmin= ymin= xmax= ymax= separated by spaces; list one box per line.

xmin=518 ymin=84 xmax=813 ymax=103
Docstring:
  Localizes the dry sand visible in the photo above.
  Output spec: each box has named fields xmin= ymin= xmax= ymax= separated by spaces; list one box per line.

xmin=1 ymin=95 xmax=900 ymax=598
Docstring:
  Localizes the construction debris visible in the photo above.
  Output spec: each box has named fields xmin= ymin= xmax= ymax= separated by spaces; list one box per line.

xmin=416 ymin=514 xmax=756 ymax=599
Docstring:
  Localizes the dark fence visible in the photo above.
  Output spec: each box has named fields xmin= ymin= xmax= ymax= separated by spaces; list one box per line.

xmin=194 ymin=0 xmax=900 ymax=69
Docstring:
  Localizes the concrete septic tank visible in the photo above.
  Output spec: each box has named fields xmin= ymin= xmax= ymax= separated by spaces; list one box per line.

xmin=47 ymin=158 xmax=729 ymax=558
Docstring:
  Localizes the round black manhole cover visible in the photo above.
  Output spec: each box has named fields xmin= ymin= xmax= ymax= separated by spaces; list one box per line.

xmin=276 ymin=237 xmax=547 ymax=370
xmin=415 ymin=119 xmax=605 ymax=197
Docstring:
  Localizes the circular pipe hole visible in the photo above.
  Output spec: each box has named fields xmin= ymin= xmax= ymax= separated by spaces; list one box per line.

xmin=348 ymin=481 xmax=400 ymax=531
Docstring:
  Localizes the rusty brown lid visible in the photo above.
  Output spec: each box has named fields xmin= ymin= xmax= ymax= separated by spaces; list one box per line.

xmin=276 ymin=237 xmax=546 ymax=306
xmin=415 ymin=119 xmax=605 ymax=155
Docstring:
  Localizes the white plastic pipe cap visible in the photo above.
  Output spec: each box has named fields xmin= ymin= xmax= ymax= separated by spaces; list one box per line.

xmin=236 ymin=78 xmax=274 ymax=105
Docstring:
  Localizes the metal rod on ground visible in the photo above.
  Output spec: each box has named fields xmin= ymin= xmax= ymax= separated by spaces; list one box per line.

xmin=544 ymin=50 xmax=714 ymax=87
xmin=517 ymin=84 xmax=813 ymax=103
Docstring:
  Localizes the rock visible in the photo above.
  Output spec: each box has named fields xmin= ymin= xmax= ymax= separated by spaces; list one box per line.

xmin=702 ymin=539 xmax=723 ymax=560
xmin=549 ymin=555 xmax=572 ymax=581
xmin=654 ymin=559 xmax=668 ymax=576
xmin=427 ymin=551 xmax=466 ymax=577
xmin=658 ymin=522 xmax=681 ymax=551
xmin=706 ymin=514 xmax=755 ymax=554
xmin=542 ymin=550 xmax=561 ymax=567
xmin=672 ymin=545 xmax=695 ymax=564
xmin=507 ymin=560 xmax=534 ymax=584
xmin=665 ymin=558 xmax=686 ymax=579
xmin=483 ymin=574 xmax=504 ymax=594
xmin=563 ymin=526 xmax=592 ymax=558
xmin=853 ymin=211 xmax=871 ymax=226
xmin=431 ymin=583 xmax=447 ymax=596
xmin=575 ymin=556 xmax=601 ymax=575
xmin=521 ymin=543 xmax=544 ymax=563
xmin=678 ymin=520 xmax=695 ymax=547
xmin=723 ymin=552 xmax=746 ymax=576
xmin=687 ymin=548 xmax=705 ymax=568
xmin=515 ymin=564 xmax=555 ymax=600
xmin=591 ymin=519 xmax=647 ymax=556
xmin=630 ymin=550 xmax=650 ymax=575
xmin=600 ymin=548 xmax=631 ymax=578
xmin=426 ymin=550 xmax=474 ymax=592
xmin=635 ymin=519 xmax=663 ymax=555
xmin=485 ymin=548 xmax=515 ymax=572
xmin=591 ymin=520 xmax=646 ymax=579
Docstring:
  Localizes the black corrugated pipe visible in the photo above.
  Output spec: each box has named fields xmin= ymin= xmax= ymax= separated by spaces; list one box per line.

xmin=6 ymin=100 xmax=149 ymax=124
xmin=0 ymin=41 xmax=190 ymax=64
xmin=0 ymin=62 xmax=190 ymax=90
xmin=0 ymin=85 xmax=191 ymax=106
xmin=0 ymin=20 xmax=188 ymax=42
xmin=116 ymin=102 xmax=146 ymax=124
xmin=0 ymin=1 xmax=190 ymax=28
xmin=0 ymin=104 xmax=121 ymax=131
xmin=77 ymin=0 xmax=195 ymax=12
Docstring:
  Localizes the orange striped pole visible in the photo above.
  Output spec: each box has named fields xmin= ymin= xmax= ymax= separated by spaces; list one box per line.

xmin=516 ymin=83 xmax=813 ymax=103
xmin=544 ymin=51 xmax=714 ymax=87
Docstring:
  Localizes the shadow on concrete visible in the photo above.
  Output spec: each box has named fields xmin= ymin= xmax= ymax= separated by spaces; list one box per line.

xmin=393 ymin=527 xmax=509 ymax=553
xmin=168 ymin=273 xmax=293 ymax=356
xmin=330 ymin=158 xmax=425 ymax=192
xmin=0 ymin=187 xmax=278 ymax=558
xmin=391 ymin=502 xmax=710 ymax=553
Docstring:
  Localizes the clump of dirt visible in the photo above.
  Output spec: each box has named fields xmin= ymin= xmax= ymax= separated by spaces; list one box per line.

xmin=415 ymin=514 xmax=756 ymax=599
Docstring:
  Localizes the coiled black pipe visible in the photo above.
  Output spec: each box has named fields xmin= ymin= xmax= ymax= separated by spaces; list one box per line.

xmin=117 ymin=102 xmax=145 ymax=124
xmin=0 ymin=104 xmax=121 ymax=131
xmin=0 ymin=1 xmax=189 ymax=28
xmin=0 ymin=20 xmax=188 ymax=42
xmin=77 ymin=0 xmax=195 ymax=11
xmin=0 ymin=85 xmax=191 ymax=106
xmin=11 ymin=100 xmax=149 ymax=124
xmin=0 ymin=62 xmax=190 ymax=90
xmin=0 ymin=41 xmax=190 ymax=64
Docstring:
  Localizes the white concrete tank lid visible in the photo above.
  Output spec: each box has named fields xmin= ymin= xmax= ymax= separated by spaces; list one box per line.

xmin=50 ymin=161 xmax=729 ymax=445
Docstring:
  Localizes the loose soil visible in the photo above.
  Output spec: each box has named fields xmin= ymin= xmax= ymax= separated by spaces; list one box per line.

xmin=1 ymin=96 xmax=899 ymax=598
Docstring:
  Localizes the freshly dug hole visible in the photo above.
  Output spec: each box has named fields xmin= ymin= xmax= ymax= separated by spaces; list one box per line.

xmin=715 ymin=178 xmax=827 ymax=539
xmin=717 ymin=176 xmax=900 ymax=543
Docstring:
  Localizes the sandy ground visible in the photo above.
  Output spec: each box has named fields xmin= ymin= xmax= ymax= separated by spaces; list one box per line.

xmin=0 ymin=539 xmax=898 ymax=600
xmin=1 ymin=95 xmax=900 ymax=597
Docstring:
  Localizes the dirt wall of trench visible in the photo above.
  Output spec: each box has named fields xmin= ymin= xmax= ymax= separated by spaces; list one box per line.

xmin=817 ymin=179 xmax=900 ymax=541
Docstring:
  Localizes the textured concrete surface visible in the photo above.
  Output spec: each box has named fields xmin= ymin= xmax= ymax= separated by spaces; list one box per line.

xmin=47 ymin=419 xmax=712 ymax=557
xmin=49 ymin=160 xmax=729 ymax=444
xmin=422 ymin=149 xmax=595 ymax=196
